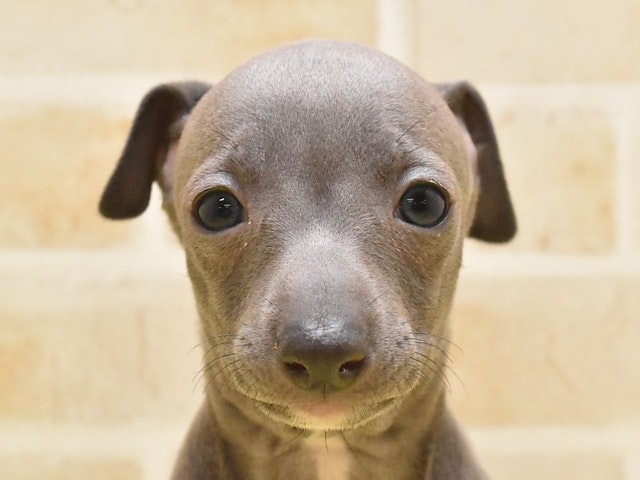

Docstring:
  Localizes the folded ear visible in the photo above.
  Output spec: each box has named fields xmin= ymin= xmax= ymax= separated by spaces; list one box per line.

xmin=99 ymin=81 xmax=211 ymax=219
xmin=437 ymin=82 xmax=517 ymax=243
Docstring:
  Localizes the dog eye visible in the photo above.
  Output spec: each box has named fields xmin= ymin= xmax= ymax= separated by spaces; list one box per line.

xmin=398 ymin=184 xmax=449 ymax=228
xmin=194 ymin=190 xmax=243 ymax=231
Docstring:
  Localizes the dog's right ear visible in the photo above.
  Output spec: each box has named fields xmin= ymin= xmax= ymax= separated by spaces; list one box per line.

xmin=99 ymin=82 xmax=211 ymax=219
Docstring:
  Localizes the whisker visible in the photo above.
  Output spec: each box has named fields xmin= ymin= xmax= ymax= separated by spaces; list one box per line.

xmin=410 ymin=331 xmax=467 ymax=392
xmin=278 ymin=429 xmax=307 ymax=453
xmin=412 ymin=331 xmax=463 ymax=353
xmin=192 ymin=336 xmax=251 ymax=391
xmin=413 ymin=351 xmax=452 ymax=392
xmin=411 ymin=338 xmax=455 ymax=364
xmin=364 ymin=292 xmax=388 ymax=309
xmin=399 ymin=145 xmax=422 ymax=161
xmin=199 ymin=360 xmax=244 ymax=396
xmin=405 ymin=357 xmax=431 ymax=385
xmin=408 ymin=355 xmax=451 ymax=393
xmin=339 ymin=432 xmax=364 ymax=467
xmin=196 ymin=351 xmax=237 ymax=377
xmin=395 ymin=119 xmax=423 ymax=144
xmin=199 ymin=334 xmax=246 ymax=357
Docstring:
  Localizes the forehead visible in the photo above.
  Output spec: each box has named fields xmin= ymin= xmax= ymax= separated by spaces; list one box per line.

xmin=179 ymin=42 xmax=469 ymax=193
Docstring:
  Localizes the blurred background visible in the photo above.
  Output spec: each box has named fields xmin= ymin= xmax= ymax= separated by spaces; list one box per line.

xmin=1 ymin=1 xmax=639 ymax=479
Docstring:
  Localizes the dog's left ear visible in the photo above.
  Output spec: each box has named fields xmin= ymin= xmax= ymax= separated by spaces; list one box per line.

xmin=99 ymin=81 xmax=211 ymax=219
xmin=437 ymin=82 xmax=517 ymax=243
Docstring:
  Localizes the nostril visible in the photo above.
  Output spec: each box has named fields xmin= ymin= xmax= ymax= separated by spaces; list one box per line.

xmin=338 ymin=357 xmax=366 ymax=379
xmin=284 ymin=361 xmax=309 ymax=379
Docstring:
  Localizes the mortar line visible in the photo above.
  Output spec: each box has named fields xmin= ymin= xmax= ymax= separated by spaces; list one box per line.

xmin=376 ymin=0 xmax=415 ymax=65
xmin=611 ymin=96 xmax=637 ymax=259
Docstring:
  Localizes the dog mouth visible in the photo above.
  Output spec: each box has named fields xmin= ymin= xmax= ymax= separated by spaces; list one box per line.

xmin=252 ymin=395 xmax=399 ymax=431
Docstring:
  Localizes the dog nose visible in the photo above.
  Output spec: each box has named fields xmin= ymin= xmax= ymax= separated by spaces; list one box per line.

xmin=279 ymin=325 xmax=368 ymax=392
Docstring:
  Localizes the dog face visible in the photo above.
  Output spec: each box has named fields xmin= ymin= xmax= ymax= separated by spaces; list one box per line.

xmin=100 ymin=41 xmax=515 ymax=433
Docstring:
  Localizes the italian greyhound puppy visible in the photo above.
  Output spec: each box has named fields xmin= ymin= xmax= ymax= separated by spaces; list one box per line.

xmin=100 ymin=40 xmax=516 ymax=480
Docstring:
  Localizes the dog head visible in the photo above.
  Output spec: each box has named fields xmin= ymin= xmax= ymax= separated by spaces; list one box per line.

xmin=100 ymin=40 xmax=515 ymax=432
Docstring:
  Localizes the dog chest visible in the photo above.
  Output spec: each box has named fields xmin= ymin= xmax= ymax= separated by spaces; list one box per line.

xmin=304 ymin=434 xmax=351 ymax=480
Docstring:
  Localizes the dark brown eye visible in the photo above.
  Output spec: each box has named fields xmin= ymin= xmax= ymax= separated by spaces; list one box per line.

xmin=194 ymin=190 xmax=243 ymax=231
xmin=399 ymin=184 xmax=448 ymax=228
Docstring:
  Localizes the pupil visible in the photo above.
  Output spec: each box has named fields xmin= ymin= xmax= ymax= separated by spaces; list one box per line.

xmin=218 ymin=197 xmax=233 ymax=216
xmin=194 ymin=189 xmax=243 ymax=232
xmin=399 ymin=184 xmax=447 ymax=228
xmin=410 ymin=191 xmax=434 ymax=212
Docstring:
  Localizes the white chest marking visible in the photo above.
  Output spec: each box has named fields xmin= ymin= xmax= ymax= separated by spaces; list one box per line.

xmin=304 ymin=434 xmax=351 ymax=480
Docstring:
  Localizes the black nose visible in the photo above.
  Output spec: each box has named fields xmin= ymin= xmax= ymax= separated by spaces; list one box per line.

xmin=279 ymin=323 xmax=368 ymax=392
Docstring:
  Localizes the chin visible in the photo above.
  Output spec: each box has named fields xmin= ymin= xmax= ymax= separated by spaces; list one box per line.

xmin=254 ymin=397 xmax=399 ymax=432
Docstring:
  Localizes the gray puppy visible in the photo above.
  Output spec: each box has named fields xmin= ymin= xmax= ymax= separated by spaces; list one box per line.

xmin=100 ymin=40 xmax=515 ymax=480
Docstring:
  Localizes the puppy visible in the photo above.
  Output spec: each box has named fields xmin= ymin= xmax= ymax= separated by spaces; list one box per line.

xmin=100 ymin=40 xmax=516 ymax=480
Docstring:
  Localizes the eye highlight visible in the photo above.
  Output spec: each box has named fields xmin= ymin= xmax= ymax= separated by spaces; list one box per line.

xmin=398 ymin=183 xmax=449 ymax=228
xmin=193 ymin=189 xmax=243 ymax=232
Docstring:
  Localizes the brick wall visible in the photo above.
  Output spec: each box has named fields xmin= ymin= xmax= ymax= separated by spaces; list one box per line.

xmin=2 ymin=1 xmax=639 ymax=478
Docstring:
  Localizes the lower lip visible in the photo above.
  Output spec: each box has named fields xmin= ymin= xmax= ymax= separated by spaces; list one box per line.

xmin=300 ymin=401 xmax=349 ymax=418
xmin=256 ymin=397 xmax=397 ymax=430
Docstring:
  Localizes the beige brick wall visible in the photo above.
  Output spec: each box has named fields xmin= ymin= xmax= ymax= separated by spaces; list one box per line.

xmin=0 ymin=454 xmax=142 ymax=480
xmin=2 ymin=1 xmax=639 ymax=479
